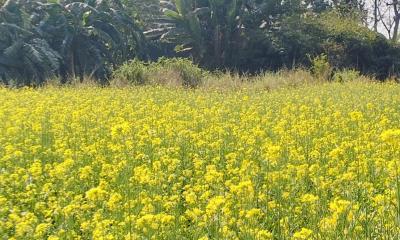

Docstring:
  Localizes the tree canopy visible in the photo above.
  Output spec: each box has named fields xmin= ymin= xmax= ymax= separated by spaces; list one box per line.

xmin=0 ymin=0 xmax=145 ymax=85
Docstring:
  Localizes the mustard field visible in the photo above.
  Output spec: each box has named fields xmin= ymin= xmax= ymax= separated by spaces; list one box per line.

xmin=1 ymin=83 xmax=400 ymax=239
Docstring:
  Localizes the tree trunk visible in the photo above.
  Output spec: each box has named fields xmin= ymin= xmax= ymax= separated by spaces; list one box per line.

xmin=392 ymin=0 xmax=400 ymax=42
xmin=374 ymin=0 xmax=378 ymax=32
xmin=394 ymin=18 xmax=400 ymax=42
xmin=214 ymin=24 xmax=222 ymax=67
xmin=69 ymin=52 xmax=75 ymax=80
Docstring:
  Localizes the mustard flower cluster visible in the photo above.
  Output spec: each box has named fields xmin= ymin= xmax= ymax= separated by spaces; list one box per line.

xmin=0 ymin=82 xmax=400 ymax=239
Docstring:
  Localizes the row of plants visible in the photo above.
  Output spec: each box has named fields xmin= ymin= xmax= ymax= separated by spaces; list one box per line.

xmin=111 ymin=57 xmax=371 ymax=89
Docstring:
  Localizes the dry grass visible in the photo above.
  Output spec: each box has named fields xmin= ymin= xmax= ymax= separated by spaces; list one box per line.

xmin=201 ymin=69 xmax=322 ymax=91
xmin=48 ymin=69 xmax=378 ymax=91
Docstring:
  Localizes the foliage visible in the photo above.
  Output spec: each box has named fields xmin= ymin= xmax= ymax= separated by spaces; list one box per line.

xmin=35 ymin=0 xmax=146 ymax=82
xmin=277 ymin=11 xmax=400 ymax=79
xmin=0 ymin=1 xmax=61 ymax=86
xmin=112 ymin=59 xmax=148 ymax=85
xmin=144 ymin=1 xmax=399 ymax=79
xmin=148 ymin=0 xmax=296 ymax=69
xmin=112 ymin=57 xmax=204 ymax=87
xmin=333 ymin=69 xmax=362 ymax=82
xmin=120 ymin=0 xmax=161 ymax=30
xmin=310 ymin=54 xmax=332 ymax=80
xmin=151 ymin=57 xmax=203 ymax=87
xmin=0 ymin=0 xmax=145 ymax=85
xmin=1 ymin=83 xmax=400 ymax=238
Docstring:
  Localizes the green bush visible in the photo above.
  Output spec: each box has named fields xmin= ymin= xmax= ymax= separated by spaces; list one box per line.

xmin=152 ymin=58 xmax=204 ymax=87
xmin=310 ymin=54 xmax=332 ymax=80
xmin=112 ymin=58 xmax=204 ymax=87
xmin=333 ymin=69 xmax=361 ymax=83
xmin=112 ymin=59 xmax=149 ymax=85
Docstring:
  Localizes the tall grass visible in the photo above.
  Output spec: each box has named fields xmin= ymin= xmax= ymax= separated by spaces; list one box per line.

xmin=110 ymin=58 xmax=377 ymax=91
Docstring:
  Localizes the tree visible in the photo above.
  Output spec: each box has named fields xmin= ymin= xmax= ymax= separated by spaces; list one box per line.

xmin=371 ymin=0 xmax=400 ymax=42
xmin=388 ymin=0 xmax=400 ymax=42
xmin=0 ymin=0 xmax=61 ymax=86
xmin=278 ymin=11 xmax=400 ymax=79
xmin=121 ymin=0 xmax=161 ymax=30
xmin=33 ymin=0 xmax=146 ymax=82
xmin=0 ymin=0 xmax=146 ymax=85
xmin=148 ymin=0 xmax=305 ymax=69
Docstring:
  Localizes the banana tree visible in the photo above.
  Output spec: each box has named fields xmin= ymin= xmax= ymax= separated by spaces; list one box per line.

xmin=144 ymin=0 xmax=206 ymax=61
xmin=207 ymin=0 xmax=241 ymax=67
xmin=148 ymin=0 xmax=274 ymax=68
xmin=32 ymin=0 xmax=146 ymax=82
xmin=1 ymin=0 xmax=146 ymax=85
xmin=0 ymin=0 xmax=61 ymax=86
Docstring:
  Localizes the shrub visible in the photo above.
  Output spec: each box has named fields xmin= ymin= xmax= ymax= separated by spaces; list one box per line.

xmin=112 ymin=58 xmax=205 ymax=88
xmin=333 ymin=69 xmax=361 ymax=83
xmin=310 ymin=54 xmax=332 ymax=80
xmin=151 ymin=58 xmax=204 ymax=87
xmin=112 ymin=59 xmax=149 ymax=86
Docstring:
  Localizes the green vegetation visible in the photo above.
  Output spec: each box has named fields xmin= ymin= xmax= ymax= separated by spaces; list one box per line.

xmin=0 ymin=0 xmax=399 ymax=86
xmin=109 ymin=58 xmax=374 ymax=90
xmin=2 ymin=2 xmax=400 ymax=239
xmin=0 ymin=0 xmax=145 ymax=85
xmin=112 ymin=58 xmax=204 ymax=87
